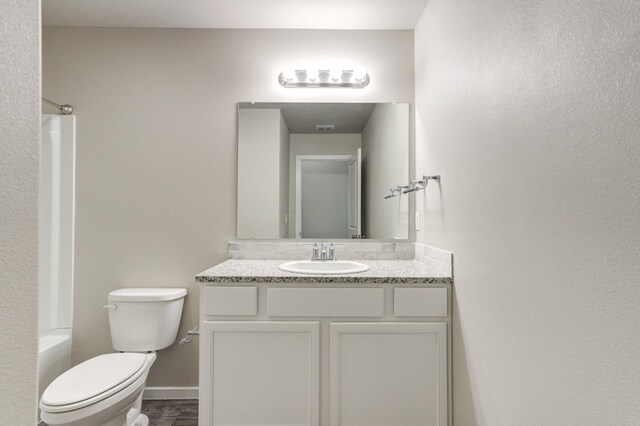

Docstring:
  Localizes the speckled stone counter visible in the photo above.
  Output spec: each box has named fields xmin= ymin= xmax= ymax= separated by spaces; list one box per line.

xmin=196 ymin=259 xmax=452 ymax=284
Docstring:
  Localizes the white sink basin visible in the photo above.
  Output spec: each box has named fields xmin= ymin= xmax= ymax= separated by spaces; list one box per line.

xmin=278 ymin=260 xmax=370 ymax=275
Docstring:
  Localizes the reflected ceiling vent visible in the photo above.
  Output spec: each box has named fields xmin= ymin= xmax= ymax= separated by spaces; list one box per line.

xmin=315 ymin=124 xmax=335 ymax=131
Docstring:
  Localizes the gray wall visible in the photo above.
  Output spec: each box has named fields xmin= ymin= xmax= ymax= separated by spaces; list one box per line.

xmin=42 ymin=27 xmax=414 ymax=387
xmin=0 ymin=0 xmax=40 ymax=422
xmin=415 ymin=1 xmax=640 ymax=424
xmin=237 ymin=108 xmax=283 ymax=239
xmin=361 ymin=103 xmax=409 ymax=239
xmin=278 ymin=112 xmax=290 ymax=238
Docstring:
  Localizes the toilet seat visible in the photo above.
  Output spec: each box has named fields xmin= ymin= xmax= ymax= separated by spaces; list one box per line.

xmin=40 ymin=353 xmax=148 ymax=413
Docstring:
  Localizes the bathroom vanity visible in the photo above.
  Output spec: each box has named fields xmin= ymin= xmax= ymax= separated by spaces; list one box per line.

xmin=200 ymin=100 xmax=453 ymax=425
xmin=196 ymin=255 xmax=452 ymax=426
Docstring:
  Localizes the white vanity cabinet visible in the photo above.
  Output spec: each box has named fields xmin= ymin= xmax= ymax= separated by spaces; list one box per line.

xmin=199 ymin=321 xmax=320 ymax=426
xmin=330 ymin=322 xmax=447 ymax=426
xmin=199 ymin=284 xmax=451 ymax=426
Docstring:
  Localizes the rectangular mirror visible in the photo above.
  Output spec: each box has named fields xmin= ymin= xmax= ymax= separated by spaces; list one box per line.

xmin=237 ymin=102 xmax=409 ymax=240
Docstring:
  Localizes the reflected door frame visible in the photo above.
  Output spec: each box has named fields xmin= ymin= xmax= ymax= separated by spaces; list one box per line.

xmin=295 ymin=155 xmax=352 ymax=239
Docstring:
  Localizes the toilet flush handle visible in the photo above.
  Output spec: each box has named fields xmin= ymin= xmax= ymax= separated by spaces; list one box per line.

xmin=102 ymin=304 xmax=118 ymax=311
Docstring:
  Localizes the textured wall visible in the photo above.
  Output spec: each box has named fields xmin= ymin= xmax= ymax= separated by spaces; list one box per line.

xmin=42 ymin=27 xmax=414 ymax=387
xmin=0 ymin=0 xmax=40 ymax=423
xmin=414 ymin=1 xmax=640 ymax=425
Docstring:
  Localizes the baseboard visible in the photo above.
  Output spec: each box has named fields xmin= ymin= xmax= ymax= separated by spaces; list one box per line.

xmin=143 ymin=386 xmax=198 ymax=400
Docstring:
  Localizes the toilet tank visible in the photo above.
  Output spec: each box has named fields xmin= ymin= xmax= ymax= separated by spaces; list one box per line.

xmin=107 ymin=288 xmax=187 ymax=352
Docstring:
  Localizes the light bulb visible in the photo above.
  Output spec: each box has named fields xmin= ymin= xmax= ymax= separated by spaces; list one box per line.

xmin=353 ymin=65 xmax=367 ymax=81
xmin=282 ymin=65 xmax=295 ymax=81
xmin=306 ymin=68 xmax=319 ymax=81
xmin=330 ymin=69 xmax=342 ymax=81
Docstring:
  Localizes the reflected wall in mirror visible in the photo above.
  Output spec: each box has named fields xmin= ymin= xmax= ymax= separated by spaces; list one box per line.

xmin=237 ymin=102 xmax=409 ymax=240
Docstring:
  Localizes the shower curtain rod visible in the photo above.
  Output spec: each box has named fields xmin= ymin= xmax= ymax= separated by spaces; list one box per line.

xmin=43 ymin=97 xmax=73 ymax=115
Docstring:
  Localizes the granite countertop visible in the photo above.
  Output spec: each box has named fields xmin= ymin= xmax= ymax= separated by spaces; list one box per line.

xmin=196 ymin=259 xmax=452 ymax=284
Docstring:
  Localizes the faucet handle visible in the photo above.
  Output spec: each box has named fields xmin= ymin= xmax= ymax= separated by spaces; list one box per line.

xmin=328 ymin=243 xmax=345 ymax=260
xmin=303 ymin=242 xmax=320 ymax=260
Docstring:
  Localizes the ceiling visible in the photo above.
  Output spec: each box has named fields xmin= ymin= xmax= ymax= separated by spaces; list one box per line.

xmin=42 ymin=0 xmax=429 ymax=30
xmin=240 ymin=103 xmax=379 ymax=133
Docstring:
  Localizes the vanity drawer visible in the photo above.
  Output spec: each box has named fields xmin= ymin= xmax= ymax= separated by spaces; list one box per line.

xmin=268 ymin=288 xmax=384 ymax=317
xmin=394 ymin=287 xmax=448 ymax=317
xmin=203 ymin=286 xmax=257 ymax=316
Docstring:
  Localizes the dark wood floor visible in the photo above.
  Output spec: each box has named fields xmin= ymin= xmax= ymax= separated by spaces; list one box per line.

xmin=141 ymin=399 xmax=198 ymax=426
xmin=40 ymin=399 xmax=198 ymax=426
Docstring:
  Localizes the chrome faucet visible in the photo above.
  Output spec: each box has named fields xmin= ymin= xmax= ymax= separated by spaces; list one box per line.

xmin=320 ymin=242 xmax=328 ymax=260
xmin=310 ymin=242 xmax=338 ymax=261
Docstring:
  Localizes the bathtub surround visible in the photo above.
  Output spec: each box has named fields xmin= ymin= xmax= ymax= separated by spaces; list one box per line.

xmin=0 ymin=0 xmax=40 ymax=423
xmin=42 ymin=27 xmax=414 ymax=389
xmin=414 ymin=1 xmax=640 ymax=424
xmin=39 ymin=115 xmax=76 ymax=333
xmin=38 ymin=115 xmax=76 ymax=409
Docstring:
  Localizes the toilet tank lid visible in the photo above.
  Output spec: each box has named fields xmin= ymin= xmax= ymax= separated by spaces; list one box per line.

xmin=108 ymin=288 xmax=187 ymax=302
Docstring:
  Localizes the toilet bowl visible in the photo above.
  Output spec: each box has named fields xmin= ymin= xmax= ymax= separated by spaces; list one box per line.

xmin=40 ymin=353 xmax=155 ymax=426
xmin=40 ymin=288 xmax=187 ymax=426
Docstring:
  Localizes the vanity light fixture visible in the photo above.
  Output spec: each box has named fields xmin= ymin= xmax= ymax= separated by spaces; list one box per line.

xmin=353 ymin=65 xmax=367 ymax=82
xmin=278 ymin=66 xmax=370 ymax=88
xmin=306 ymin=68 xmax=319 ymax=82
xmin=282 ymin=65 xmax=296 ymax=81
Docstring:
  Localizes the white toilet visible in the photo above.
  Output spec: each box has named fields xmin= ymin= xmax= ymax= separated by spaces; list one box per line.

xmin=40 ymin=288 xmax=188 ymax=426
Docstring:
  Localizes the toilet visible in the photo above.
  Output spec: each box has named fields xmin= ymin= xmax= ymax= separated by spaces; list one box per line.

xmin=40 ymin=288 xmax=188 ymax=426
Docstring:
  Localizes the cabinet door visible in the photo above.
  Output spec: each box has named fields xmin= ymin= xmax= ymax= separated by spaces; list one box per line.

xmin=330 ymin=322 xmax=447 ymax=426
xmin=200 ymin=321 xmax=320 ymax=426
